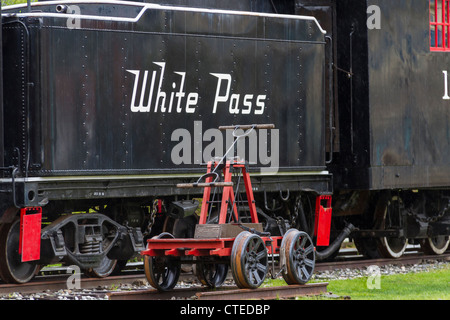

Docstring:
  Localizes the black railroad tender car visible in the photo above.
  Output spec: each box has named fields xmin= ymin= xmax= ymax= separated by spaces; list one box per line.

xmin=0 ymin=0 xmax=447 ymax=284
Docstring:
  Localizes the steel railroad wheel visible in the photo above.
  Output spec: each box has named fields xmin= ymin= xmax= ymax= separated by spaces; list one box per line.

xmin=420 ymin=236 xmax=450 ymax=255
xmin=378 ymin=237 xmax=408 ymax=258
xmin=280 ymin=229 xmax=315 ymax=285
xmin=144 ymin=233 xmax=181 ymax=291
xmin=230 ymin=231 xmax=268 ymax=289
xmin=196 ymin=257 xmax=229 ymax=288
xmin=375 ymin=194 xmax=408 ymax=258
xmin=0 ymin=219 xmax=40 ymax=284
xmin=84 ymin=256 xmax=119 ymax=278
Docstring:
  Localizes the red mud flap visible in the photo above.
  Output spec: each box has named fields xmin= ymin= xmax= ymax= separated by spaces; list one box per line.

xmin=314 ymin=195 xmax=332 ymax=247
xmin=19 ymin=207 xmax=42 ymax=262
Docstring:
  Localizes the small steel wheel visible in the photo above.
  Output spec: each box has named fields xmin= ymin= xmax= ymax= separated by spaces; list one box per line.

xmin=0 ymin=219 xmax=40 ymax=284
xmin=196 ymin=257 xmax=229 ymax=288
xmin=230 ymin=231 xmax=268 ymax=289
xmin=144 ymin=233 xmax=181 ymax=291
xmin=280 ymin=229 xmax=315 ymax=285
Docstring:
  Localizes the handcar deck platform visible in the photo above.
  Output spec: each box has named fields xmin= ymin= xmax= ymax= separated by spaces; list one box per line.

xmin=142 ymin=234 xmax=283 ymax=257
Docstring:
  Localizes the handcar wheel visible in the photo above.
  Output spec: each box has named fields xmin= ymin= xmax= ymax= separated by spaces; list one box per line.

xmin=144 ymin=233 xmax=181 ymax=291
xmin=0 ymin=219 xmax=40 ymax=284
xmin=280 ymin=229 xmax=315 ymax=285
xmin=230 ymin=231 xmax=268 ymax=289
xmin=196 ymin=257 xmax=229 ymax=288
xmin=420 ymin=236 xmax=450 ymax=255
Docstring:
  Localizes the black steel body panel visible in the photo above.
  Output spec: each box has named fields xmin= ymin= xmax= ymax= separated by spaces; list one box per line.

xmin=1 ymin=1 xmax=330 ymax=206
xmin=333 ymin=0 xmax=450 ymax=190
xmin=3 ymin=1 xmax=326 ymax=175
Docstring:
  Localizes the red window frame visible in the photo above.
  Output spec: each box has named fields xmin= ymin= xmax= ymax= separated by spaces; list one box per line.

xmin=430 ymin=0 xmax=450 ymax=51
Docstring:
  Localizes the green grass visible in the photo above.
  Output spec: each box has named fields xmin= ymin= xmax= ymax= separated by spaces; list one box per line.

xmin=264 ymin=264 xmax=450 ymax=300
xmin=326 ymin=267 xmax=450 ymax=300
xmin=2 ymin=0 xmax=37 ymax=6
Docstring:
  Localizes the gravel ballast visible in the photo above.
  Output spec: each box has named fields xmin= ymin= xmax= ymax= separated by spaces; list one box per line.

xmin=0 ymin=260 xmax=448 ymax=300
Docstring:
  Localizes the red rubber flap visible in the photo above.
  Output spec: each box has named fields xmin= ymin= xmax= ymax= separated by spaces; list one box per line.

xmin=20 ymin=208 xmax=42 ymax=262
xmin=314 ymin=196 xmax=333 ymax=247
xmin=316 ymin=207 xmax=332 ymax=246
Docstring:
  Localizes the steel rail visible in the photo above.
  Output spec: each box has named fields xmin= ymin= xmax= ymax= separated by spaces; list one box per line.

xmin=315 ymin=253 xmax=450 ymax=271
xmin=0 ymin=274 xmax=145 ymax=295
xmin=106 ymin=283 xmax=329 ymax=300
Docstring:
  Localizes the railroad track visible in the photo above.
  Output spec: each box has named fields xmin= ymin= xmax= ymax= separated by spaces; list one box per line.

xmin=315 ymin=252 xmax=450 ymax=271
xmin=0 ymin=252 xmax=448 ymax=299
xmin=107 ymin=283 xmax=329 ymax=300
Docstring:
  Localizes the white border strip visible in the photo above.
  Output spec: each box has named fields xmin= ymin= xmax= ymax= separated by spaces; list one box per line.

xmin=3 ymin=0 xmax=326 ymax=34
xmin=0 ymin=170 xmax=330 ymax=183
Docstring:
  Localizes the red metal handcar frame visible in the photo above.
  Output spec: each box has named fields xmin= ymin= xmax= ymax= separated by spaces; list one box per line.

xmin=141 ymin=158 xmax=283 ymax=259
xmin=141 ymin=124 xmax=328 ymax=291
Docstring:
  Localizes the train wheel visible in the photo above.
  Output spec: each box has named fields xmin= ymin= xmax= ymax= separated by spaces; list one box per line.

xmin=0 ymin=219 xmax=40 ymax=284
xmin=230 ymin=231 xmax=268 ymax=289
xmin=144 ymin=233 xmax=180 ymax=291
xmin=375 ymin=194 xmax=407 ymax=258
xmin=420 ymin=236 xmax=450 ymax=255
xmin=84 ymin=256 xmax=118 ymax=278
xmin=354 ymin=238 xmax=381 ymax=259
xmin=280 ymin=229 xmax=315 ymax=285
xmin=378 ymin=237 xmax=407 ymax=258
xmin=196 ymin=257 xmax=229 ymax=288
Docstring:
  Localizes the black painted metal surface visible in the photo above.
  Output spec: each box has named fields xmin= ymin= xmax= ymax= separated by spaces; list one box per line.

xmin=333 ymin=0 xmax=450 ymax=190
xmin=2 ymin=1 xmax=326 ymax=179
